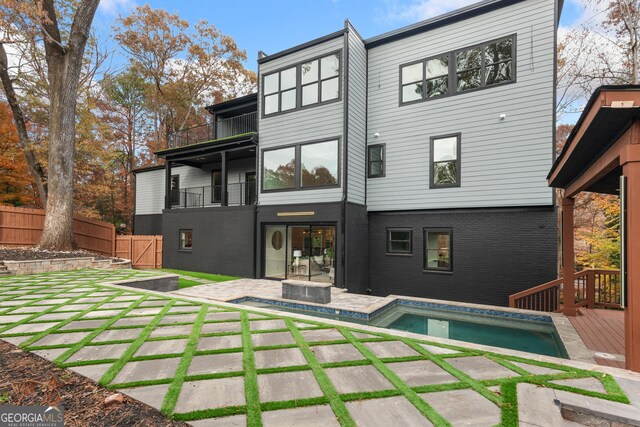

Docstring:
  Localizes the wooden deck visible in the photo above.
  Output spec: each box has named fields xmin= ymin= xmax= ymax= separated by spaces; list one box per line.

xmin=568 ymin=308 xmax=625 ymax=369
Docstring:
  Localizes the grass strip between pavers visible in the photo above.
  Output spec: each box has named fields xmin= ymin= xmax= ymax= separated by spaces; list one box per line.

xmin=98 ymin=300 xmax=177 ymax=386
xmin=340 ymin=327 xmax=451 ymax=426
xmin=53 ymin=294 xmax=152 ymax=365
xmin=500 ymin=381 xmax=518 ymax=427
xmin=0 ymin=287 xmax=100 ymax=333
xmin=285 ymin=318 xmax=356 ymax=427
xmin=240 ymin=311 xmax=262 ymax=426
xmin=160 ymin=305 xmax=209 ymax=415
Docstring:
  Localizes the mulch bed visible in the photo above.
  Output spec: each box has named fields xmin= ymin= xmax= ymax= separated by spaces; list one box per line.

xmin=0 ymin=247 xmax=112 ymax=262
xmin=0 ymin=340 xmax=188 ymax=426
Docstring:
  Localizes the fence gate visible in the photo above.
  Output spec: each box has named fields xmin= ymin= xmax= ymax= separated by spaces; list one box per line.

xmin=116 ymin=235 xmax=162 ymax=269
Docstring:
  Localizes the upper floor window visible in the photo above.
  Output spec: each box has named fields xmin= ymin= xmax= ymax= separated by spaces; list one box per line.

xmin=368 ymin=144 xmax=385 ymax=178
xmin=263 ymin=51 xmax=341 ymax=116
xmin=430 ymin=134 xmax=460 ymax=188
xmin=264 ymin=67 xmax=297 ymax=115
xmin=262 ymin=139 xmax=339 ymax=192
xmin=400 ymin=35 xmax=515 ymax=105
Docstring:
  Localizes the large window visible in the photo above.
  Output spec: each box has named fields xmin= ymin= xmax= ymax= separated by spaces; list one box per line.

xmin=263 ymin=51 xmax=341 ymax=116
xmin=263 ymin=147 xmax=296 ymax=191
xmin=262 ymin=139 xmax=339 ymax=192
xmin=179 ymin=230 xmax=193 ymax=251
xmin=400 ymin=35 xmax=514 ymax=104
xmin=300 ymin=140 xmax=339 ymax=187
xmin=430 ymin=134 xmax=460 ymax=188
xmin=368 ymin=144 xmax=385 ymax=178
xmin=424 ymin=229 xmax=452 ymax=271
xmin=387 ymin=229 xmax=412 ymax=254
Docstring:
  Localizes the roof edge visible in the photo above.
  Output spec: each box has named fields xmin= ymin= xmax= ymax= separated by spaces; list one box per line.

xmin=548 ymin=84 xmax=640 ymax=180
xmin=258 ymin=29 xmax=346 ymax=65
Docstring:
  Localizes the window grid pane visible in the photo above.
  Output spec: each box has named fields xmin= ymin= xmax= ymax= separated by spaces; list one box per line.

xmin=263 ymin=147 xmax=296 ymax=190
xmin=425 ymin=231 xmax=451 ymax=270
xmin=387 ymin=230 xmax=411 ymax=254
xmin=301 ymin=60 xmax=319 ymax=85
xmin=321 ymin=77 xmax=339 ymax=102
xmin=300 ymin=140 xmax=339 ymax=187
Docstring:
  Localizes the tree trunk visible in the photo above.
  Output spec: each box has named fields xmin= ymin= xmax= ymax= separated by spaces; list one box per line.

xmin=36 ymin=0 xmax=100 ymax=251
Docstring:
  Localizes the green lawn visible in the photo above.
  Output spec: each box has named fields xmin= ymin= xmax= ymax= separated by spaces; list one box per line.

xmin=162 ymin=269 xmax=240 ymax=289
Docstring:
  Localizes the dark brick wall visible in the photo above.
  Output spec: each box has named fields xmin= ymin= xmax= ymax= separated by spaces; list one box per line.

xmin=162 ymin=206 xmax=255 ymax=278
xmin=255 ymin=202 xmax=344 ymax=287
xmin=133 ymin=214 xmax=162 ymax=235
xmin=345 ymin=203 xmax=369 ymax=294
xmin=367 ymin=207 xmax=557 ymax=306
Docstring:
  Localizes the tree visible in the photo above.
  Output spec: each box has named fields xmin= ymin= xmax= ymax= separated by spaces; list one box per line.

xmin=113 ymin=5 xmax=257 ymax=152
xmin=0 ymin=0 xmax=100 ymax=250
xmin=0 ymin=102 xmax=38 ymax=205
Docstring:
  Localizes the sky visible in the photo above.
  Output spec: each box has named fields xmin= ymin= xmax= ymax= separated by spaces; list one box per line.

xmin=94 ymin=0 xmax=586 ymax=73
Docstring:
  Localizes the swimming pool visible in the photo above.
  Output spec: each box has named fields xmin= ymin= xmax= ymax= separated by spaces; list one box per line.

xmin=239 ymin=299 xmax=567 ymax=358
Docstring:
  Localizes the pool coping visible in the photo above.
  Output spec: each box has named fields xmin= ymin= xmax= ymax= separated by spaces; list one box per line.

xmin=104 ymin=280 xmax=624 ymax=380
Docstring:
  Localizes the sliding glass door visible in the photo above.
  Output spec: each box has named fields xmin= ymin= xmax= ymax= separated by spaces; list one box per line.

xmin=264 ymin=225 xmax=336 ymax=284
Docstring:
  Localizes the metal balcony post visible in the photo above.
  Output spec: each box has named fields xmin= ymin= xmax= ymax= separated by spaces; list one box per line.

xmin=221 ymin=151 xmax=227 ymax=206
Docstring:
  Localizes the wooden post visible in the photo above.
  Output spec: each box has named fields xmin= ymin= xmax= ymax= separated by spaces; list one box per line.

xmin=562 ymin=197 xmax=577 ymax=316
xmin=586 ymin=270 xmax=596 ymax=308
xmin=622 ymin=144 xmax=640 ymax=372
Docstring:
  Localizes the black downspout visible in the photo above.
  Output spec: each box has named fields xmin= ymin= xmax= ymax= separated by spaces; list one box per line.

xmin=341 ymin=22 xmax=350 ymax=290
xmin=164 ymin=161 xmax=172 ymax=210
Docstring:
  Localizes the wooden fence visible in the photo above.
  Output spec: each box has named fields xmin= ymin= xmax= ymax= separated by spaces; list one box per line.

xmin=0 ymin=205 xmax=115 ymax=256
xmin=115 ymin=235 xmax=163 ymax=269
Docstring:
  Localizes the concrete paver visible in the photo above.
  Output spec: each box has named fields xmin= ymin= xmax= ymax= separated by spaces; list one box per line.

xmin=346 ymin=396 xmax=433 ymax=427
xmin=301 ymin=328 xmax=345 ymax=342
xmin=121 ymin=384 xmax=170 ymax=408
xmin=31 ymin=331 xmax=91 ymax=347
xmin=386 ymin=360 xmax=458 ymax=386
xmin=254 ymin=347 xmax=307 ymax=369
xmin=261 ymin=405 xmax=339 ymax=427
xmin=252 ymin=331 xmax=295 ymax=347
xmin=196 ymin=335 xmax=243 ymax=352
xmin=92 ymin=328 xmax=143 ymax=343
xmin=174 ymin=378 xmax=245 ymax=413
xmin=324 ymin=365 xmax=394 ymax=394
xmin=188 ymin=415 xmax=246 ymax=426
xmin=257 ymin=371 xmax=323 ymax=402
xmin=113 ymin=358 xmax=181 ymax=384
xmin=446 ymin=356 xmax=520 ymax=381
xmin=135 ymin=339 xmax=188 ymax=356
xmin=420 ymin=389 xmax=501 ymax=426
xmin=364 ymin=340 xmax=419 ymax=358
xmin=187 ymin=353 xmax=244 ymax=376
xmin=311 ymin=343 xmax=365 ymax=364
xmin=66 ymin=343 xmax=130 ymax=362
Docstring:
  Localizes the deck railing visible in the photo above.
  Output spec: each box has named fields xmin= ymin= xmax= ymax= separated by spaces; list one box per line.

xmin=167 ymin=111 xmax=257 ymax=150
xmin=509 ymin=269 xmax=621 ymax=312
xmin=170 ymin=182 xmax=256 ymax=208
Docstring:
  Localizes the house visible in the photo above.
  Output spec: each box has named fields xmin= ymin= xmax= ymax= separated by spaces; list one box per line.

xmin=133 ymin=0 xmax=560 ymax=307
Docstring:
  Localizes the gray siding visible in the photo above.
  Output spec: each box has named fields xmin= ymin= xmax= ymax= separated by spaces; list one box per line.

xmin=366 ymin=0 xmax=555 ymax=211
xmin=367 ymin=207 xmax=557 ymax=306
xmin=134 ymin=159 xmax=255 ymax=215
xmin=346 ymin=24 xmax=367 ymax=205
xmin=258 ymin=36 xmax=345 ymax=206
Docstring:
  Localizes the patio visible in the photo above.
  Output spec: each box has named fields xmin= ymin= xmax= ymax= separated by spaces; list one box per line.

xmin=1 ymin=269 xmax=640 ymax=426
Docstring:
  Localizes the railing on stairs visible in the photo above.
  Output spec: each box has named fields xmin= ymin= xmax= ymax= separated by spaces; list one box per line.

xmin=509 ymin=269 xmax=621 ymax=312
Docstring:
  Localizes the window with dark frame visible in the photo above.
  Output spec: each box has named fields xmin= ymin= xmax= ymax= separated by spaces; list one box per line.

xmin=211 ymin=170 xmax=222 ymax=203
xmin=368 ymin=144 xmax=385 ymax=178
xmin=387 ymin=229 xmax=412 ymax=254
xmin=262 ymin=139 xmax=339 ymax=192
xmin=263 ymin=51 xmax=341 ymax=116
xmin=424 ymin=229 xmax=452 ymax=271
xmin=400 ymin=35 xmax=514 ymax=105
xmin=179 ymin=230 xmax=193 ymax=251
xmin=430 ymin=134 xmax=460 ymax=188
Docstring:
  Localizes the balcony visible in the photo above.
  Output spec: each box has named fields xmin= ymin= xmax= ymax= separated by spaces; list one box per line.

xmin=170 ymin=182 xmax=256 ymax=208
xmin=167 ymin=111 xmax=257 ymax=150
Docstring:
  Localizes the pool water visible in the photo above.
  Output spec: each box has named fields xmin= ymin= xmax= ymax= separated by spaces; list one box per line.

xmin=373 ymin=307 xmax=566 ymax=358
xmin=239 ymin=300 xmax=567 ymax=358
